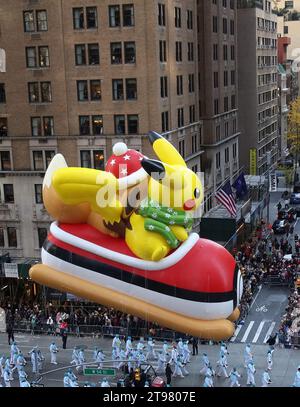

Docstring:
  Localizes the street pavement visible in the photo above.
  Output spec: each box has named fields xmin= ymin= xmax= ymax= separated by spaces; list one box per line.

xmin=0 ymin=333 xmax=299 ymax=387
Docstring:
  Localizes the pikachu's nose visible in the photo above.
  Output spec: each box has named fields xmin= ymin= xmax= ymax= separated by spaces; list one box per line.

xmin=184 ymin=199 xmax=196 ymax=211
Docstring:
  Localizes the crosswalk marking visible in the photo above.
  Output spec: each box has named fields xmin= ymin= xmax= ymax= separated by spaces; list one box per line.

xmin=240 ymin=321 xmax=255 ymax=343
xmin=263 ymin=322 xmax=276 ymax=343
xmin=230 ymin=325 xmax=242 ymax=342
xmin=252 ymin=321 xmax=265 ymax=343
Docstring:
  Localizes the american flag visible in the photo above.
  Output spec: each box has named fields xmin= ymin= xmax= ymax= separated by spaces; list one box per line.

xmin=215 ymin=181 xmax=237 ymax=217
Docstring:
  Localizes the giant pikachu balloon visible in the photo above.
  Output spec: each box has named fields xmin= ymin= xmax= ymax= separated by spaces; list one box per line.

xmin=30 ymin=132 xmax=243 ymax=340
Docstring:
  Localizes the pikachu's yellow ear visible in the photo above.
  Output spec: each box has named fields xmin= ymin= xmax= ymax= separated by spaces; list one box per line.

xmin=149 ymin=131 xmax=187 ymax=168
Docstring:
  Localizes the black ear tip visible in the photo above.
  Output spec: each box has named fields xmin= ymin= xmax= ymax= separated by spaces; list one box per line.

xmin=141 ymin=158 xmax=165 ymax=180
xmin=148 ymin=131 xmax=163 ymax=145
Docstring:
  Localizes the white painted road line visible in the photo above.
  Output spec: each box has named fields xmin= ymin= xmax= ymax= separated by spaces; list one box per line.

xmin=249 ymin=285 xmax=262 ymax=310
xmin=263 ymin=322 xmax=276 ymax=343
xmin=252 ymin=321 xmax=265 ymax=343
xmin=230 ymin=325 xmax=242 ymax=342
xmin=241 ymin=321 xmax=255 ymax=343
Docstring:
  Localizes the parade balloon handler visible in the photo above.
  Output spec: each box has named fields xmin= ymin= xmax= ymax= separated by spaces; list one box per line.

xmin=30 ymin=131 xmax=243 ymax=341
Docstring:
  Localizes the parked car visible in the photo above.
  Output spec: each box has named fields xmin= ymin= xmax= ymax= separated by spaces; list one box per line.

xmin=291 ymin=206 xmax=300 ymax=217
xmin=294 ymin=182 xmax=300 ymax=193
xmin=278 ymin=208 xmax=296 ymax=222
xmin=272 ymin=219 xmax=289 ymax=234
xmin=290 ymin=193 xmax=300 ymax=205
xmin=278 ymin=158 xmax=294 ymax=167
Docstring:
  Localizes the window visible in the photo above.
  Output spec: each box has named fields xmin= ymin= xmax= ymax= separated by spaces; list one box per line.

xmin=223 ymin=18 xmax=227 ymax=34
xmin=188 ymin=74 xmax=194 ymax=93
xmin=45 ymin=151 xmax=55 ymax=167
xmin=231 ymin=94 xmax=236 ymax=109
xmin=176 ymin=42 xmax=182 ymax=62
xmin=7 ymin=227 xmax=17 ymax=248
xmin=177 ymin=107 xmax=184 ymax=128
xmin=38 ymin=228 xmax=48 ymax=248
xmin=224 ymin=96 xmax=229 ymax=112
xmin=126 ymin=78 xmax=137 ymax=100
xmin=24 ymin=11 xmax=35 ymax=32
xmin=231 ymin=70 xmax=235 ymax=85
xmin=213 ymin=16 xmax=218 ymax=33
xmin=4 ymin=184 xmax=14 ymax=203
xmin=124 ymin=42 xmax=136 ymax=63
xmin=36 ymin=10 xmax=48 ymax=31
xmin=123 ymin=4 xmax=134 ymax=27
xmin=230 ymin=20 xmax=235 ymax=35
xmin=213 ymin=44 xmax=218 ymax=60
xmin=214 ymin=99 xmax=219 ymax=115
xmin=26 ymin=47 xmax=36 ymax=68
xmin=233 ymin=118 xmax=237 ymax=134
xmin=214 ymin=72 xmax=219 ymax=88
xmin=0 ymin=118 xmax=8 ymax=137
xmin=115 ymin=115 xmax=126 ymax=134
xmin=225 ymin=147 xmax=229 ymax=163
xmin=33 ymin=151 xmax=44 ymax=170
xmin=112 ymin=79 xmax=124 ymax=100
xmin=159 ymin=40 xmax=167 ymax=62
xmin=177 ymin=75 xmax=183 ymax=96
xmin=225 ymin=122 xmax=229 ymax=138
xmin=187 ymin=10 xmax=193 ymax=29
xmin=128 ymin=115 xmax=139 ymax=134
xmin=233 ymin=143 xmax=237 ymax=158
xmin=35 ymin=184 xmax=43 ymax=204
xmin=109 ymin=5 xmax=120 ymax=27
xmin=0 ymin=151 xmax=11 ymax=170
xmin=162 ymin=111 xmax=169 ymax=132
xmin=39 ymin=46 xmax=50 ymax=67
xmin=223 ymin=45 xmax=228 ymax=60
xmin=216 ymin=125 xmax=221 ymax=142
xmin=160 ymin=76 xmax=168 ymax=98
xmin=75 ymin=44 xmax=86 ymax=65
xmin=224 ymin=71 xmax=228 ymax=87
xmin=28 ymin=82 xmax=39 ymax=103
xmin=86 ymin=7 xmax=98 ymax=29
xmin=179 ymin=140 xmax=185 ymax=157
xmin=0 ymin=84 xmax=6 ymax=103
xmin=79 ymin=116 xmax=90 ymax=135
xmin=111 ymin=42 xmax=122 ymax=64
xmin=231 ymin=45 xmax=235 ymax=60
xmin=43 ymin=117 xmax=54 ymax=136
xmin=88 ymin=44 xmax=100 ymax=65
xmin=93 ymin=150 xmax=104 ymax=170
xmin=92 ymin=116 xmax=103 ymax=135
xmin=31 ymin=117 xmax=42 ymax=136
xmin=77 ymin=80 xmax=88 ymax=101
xmin=188 ymin=42 xmax=194 ymax=61
xmin=223 ymin=0 xmax=227 ymax=7
xmin=175 ymin=7 xmax=181 ymax=28
xmin=90 ymin=80 xmax=101 ymax=101
xmin=189 ymin=105 xmax=195 ymax=123
xmin=284 ymin=26 xmax=289 ymax=35
xmin=158 ymin=4 xmax=166 ymax=26
xmin=40 ymin=82 xmax=52 ymax=103
xmin=192 ymin=134 xmax=198 ymax=154
xmin=216 ymin=152 xmax=221 ymax=169
xmin=73 ymin=8 xmax=84 ymax=29
xmin=0 ymin=229 xmax=4 ymax=247
xmin=81 ymin=150 xmax=92 ymax=168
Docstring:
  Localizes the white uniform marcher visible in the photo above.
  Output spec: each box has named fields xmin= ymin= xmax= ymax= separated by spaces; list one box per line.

xmin=100 ymin=378 xmax=110 ymax=387
xmin=125 ymin=337 xmax=133 ymax=356
xmin=244 ymin=344 xmax=253 ymax=367
xmin=29 ymin=347 xmax=39 ymax=374
xmin=3 ymin=368 xmax=11 ymax=387
xmin=246 ymin=362 xmax=256 ymax=386
xmin=262 ymin=370 xmax=272 ymax=387
xmin=37 ymin=349 xmax=45 ymax=372
xmin=172 ymin=357 xmax=185 ymax=378
xmin=20 ymin=378 xmax=31 ymax=387
xmin=112 ymin=335 xmax=121 ymax=356
xmin=18 ymin=367 xmax=28 ymax=386
xmin=292 ymin=367 xmax=300 ymax=387
xmin=96 ymin=350 xmax=105 ymax=369
xmin=10 ymin=343 xmax=19 ymax=365
xmin=177 ymin=339 xmax=184 ymax=357
xmin=229 ymin=368 xmax=241 ymax=387
xmin=71 ymin=347 xmax=80 ymax=367
xmin=216 ymin=354 xmax=229 ymax=378
xmin=63 ymin=373 xmax=71 ymax=388
xmin=0 ymin=355 xmax=5 ymax=377
xmin=137 ymin=338 xmax=145 ymax=352
xmin=267 ymin=350 xmax=273 ymax=371
xmin=203 ymin=375 xmax=214 ymax=387
xmin=5 ymin=358 xmax=13 ymax=380
xmin=183 ymin=341 xmax=191 ymax=364
xmin=16 ymin=353 xmax=26 ymax=371
xmin=77 ymin=349 xmax=86 ymax=372
xmin=145 ymin=338 xmax=157 ymax=361
xmin=117 ymin=349 xmax=126 ymax=370
xmin=169 ymin=346 xmax=178 ymax=366
xmin=200 ymin=353 xmax=210 ymax=375
xmin=49 ymin=342 xmax=59 ymax=365
xmin=156 ymin=352 xmax=167 ymax=374
xmin=162 ymin=341 xmax=169 ymax=357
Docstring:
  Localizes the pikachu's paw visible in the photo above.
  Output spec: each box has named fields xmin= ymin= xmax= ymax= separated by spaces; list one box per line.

xmin=151 ymin=246 xmax=169 ymax=262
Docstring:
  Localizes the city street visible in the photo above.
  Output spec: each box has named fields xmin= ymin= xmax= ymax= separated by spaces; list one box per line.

xmin=0 ymin=333 xmax=299 ymax=387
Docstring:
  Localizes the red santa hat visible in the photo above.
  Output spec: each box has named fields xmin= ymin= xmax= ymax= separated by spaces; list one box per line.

xmin=105 ymin=142 xmax=148 ymax=189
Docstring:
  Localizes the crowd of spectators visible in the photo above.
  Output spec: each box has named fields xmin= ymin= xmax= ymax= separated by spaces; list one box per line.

xmin=278 ymin=289 xmax=300 ymax=346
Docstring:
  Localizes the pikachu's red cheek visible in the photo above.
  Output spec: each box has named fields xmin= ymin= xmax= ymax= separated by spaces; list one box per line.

xmin=184 ymin=199 xmax=196 ymax=211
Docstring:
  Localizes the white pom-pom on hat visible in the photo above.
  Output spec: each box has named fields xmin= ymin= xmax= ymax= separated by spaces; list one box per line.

xmin=113 ymin=142 xmax=128 ymax=156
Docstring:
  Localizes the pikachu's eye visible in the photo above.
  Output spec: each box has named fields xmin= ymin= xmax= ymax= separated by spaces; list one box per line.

xmin=194 ymin=188 xmax=201 ymax=199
